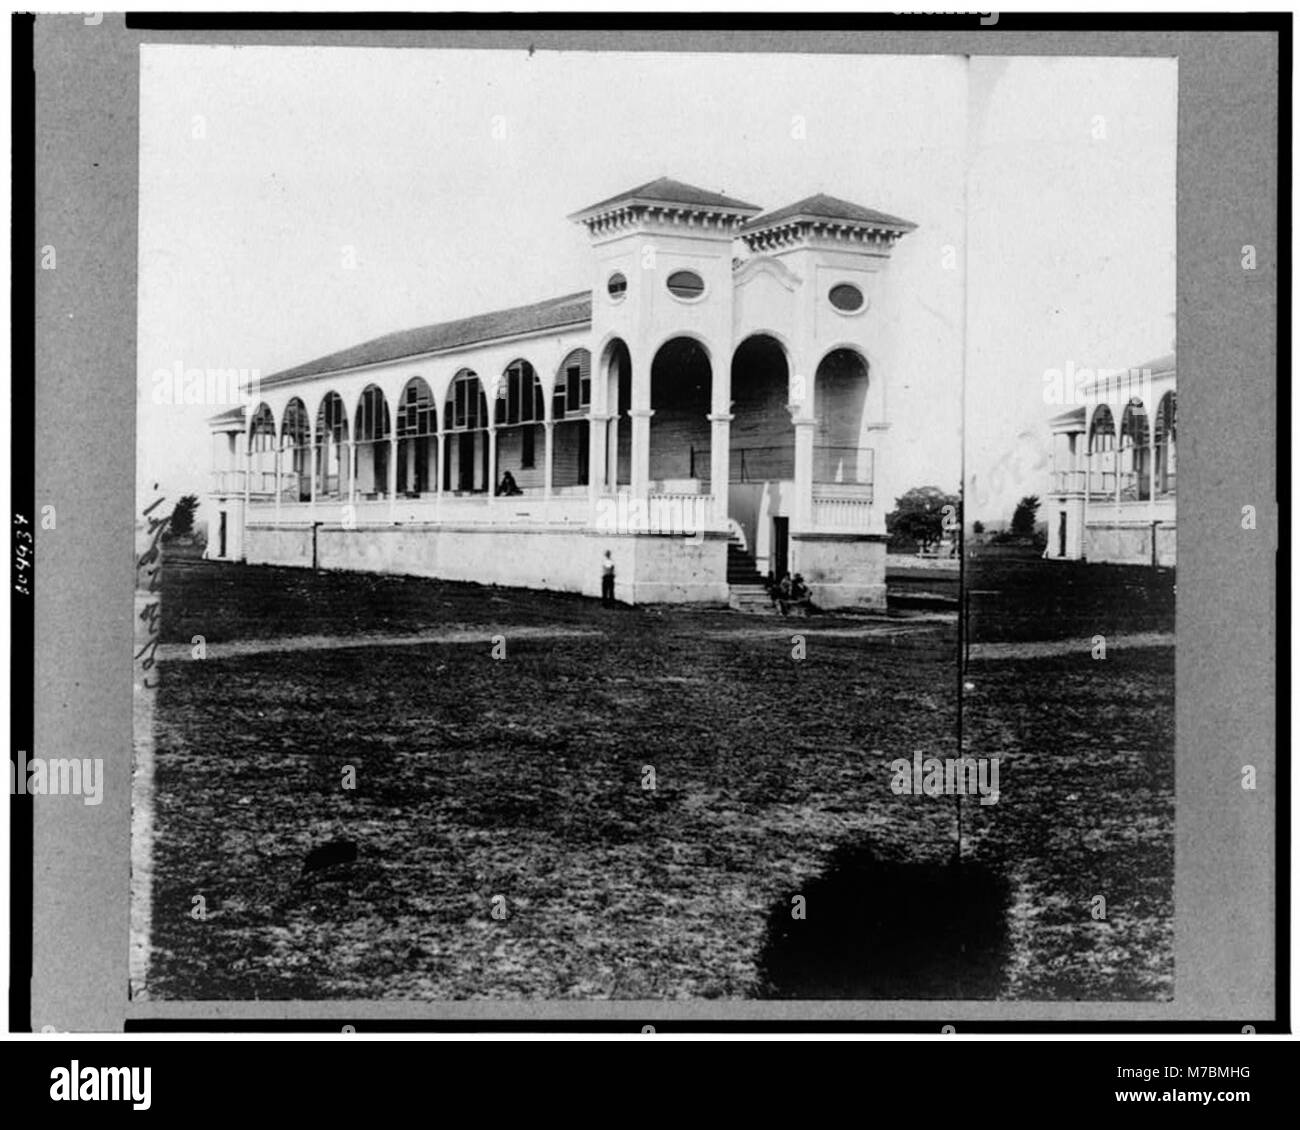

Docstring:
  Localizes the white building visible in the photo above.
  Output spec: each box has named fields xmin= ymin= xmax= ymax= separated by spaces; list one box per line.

xmin=1044 ymin=352 xmax=1176 ymax=566
xmin=207 ymin=177 xmax=919 ymax=606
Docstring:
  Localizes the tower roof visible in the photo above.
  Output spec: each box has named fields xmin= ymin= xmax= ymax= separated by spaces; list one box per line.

xmin=570 ymin=177 xmax=762 ymax=223
xmin=741 ymin=193 xmax=916 ymax=233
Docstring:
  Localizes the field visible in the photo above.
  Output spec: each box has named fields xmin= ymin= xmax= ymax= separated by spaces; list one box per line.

xmin=138 ymin=554 xmax=1173 ymax=1001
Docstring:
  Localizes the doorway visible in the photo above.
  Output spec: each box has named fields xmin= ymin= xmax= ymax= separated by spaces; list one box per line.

xmin=218 ymin=510 xmax=227 ymax=558
xmin=772 ymin=517 xmax=790 ymax=580
xmin=1058 ymin=511 xmax=1067 ymax=557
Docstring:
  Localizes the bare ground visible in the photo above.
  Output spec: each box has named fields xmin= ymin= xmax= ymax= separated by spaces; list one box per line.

xmin=139 ymin=557 xmax=1172 ymax=1001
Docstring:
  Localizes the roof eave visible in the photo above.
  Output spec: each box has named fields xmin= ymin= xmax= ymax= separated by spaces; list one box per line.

xmin=257 ymin=313 xmax=596 ymax=392
xmin=741 ymin=213 xmax=917 ymax=236
xmin=569 ymin=196 xmax=762 ymax=224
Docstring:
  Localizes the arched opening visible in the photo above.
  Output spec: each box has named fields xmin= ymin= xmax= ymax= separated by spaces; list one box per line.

xmin=729 ymin=334 xmax=794 ymax=573
xmin=494 ymin=358 xmax=545 ymax=493
xmin=396 ymin=378 xmax=437 ymax=497
xmin=1119 ymin=399 xmax=1150 ymax=501
xmin=553 ymin=348 xmax=591 ymax=490
xmin=443 ymin=370 xmax=489 ymax=493
xmin=731 ymin=335 xmax=793 ymax=482
xmin=813 ymin=348 xmax=871 ymax=486
xmin=1088 ymin=404 xmax=1116 ymax=496
xmin=602 ymin=339 xmax=632 ymax=491
xmin=650 ymin=336 xmax=711 ymax=488
xmin=315 ymin=392 xmax=350 ymax=499
xmin=1155 ymin=391 xmax=1176 ymax=497
xmin=280 ymin=398 xmax=310 ymax=501
xmin=248 ymin=403 xmax=277 ymax=495
xmin=353 ymin=385 xmax=391 ymax=498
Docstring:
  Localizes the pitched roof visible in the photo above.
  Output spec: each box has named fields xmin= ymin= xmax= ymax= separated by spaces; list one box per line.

xmin=207 ymin=405 xmax=247 ymax=428
xmin=260 ymin=290 xmax=593 ymax=388
xmin=1135 ymin=351 xmax=1176 ymax=376
xmin=1049 ymin=406 xmax=1087 ymax=428
xmin=571 ymin=177 xmax=761 ymax=220
xmin=742 ymin=193 xmax=915 ymax=233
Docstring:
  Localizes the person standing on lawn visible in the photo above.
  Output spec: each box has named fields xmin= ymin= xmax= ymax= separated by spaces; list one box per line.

xmin=601 ymin=550 xmax=616 ymax=606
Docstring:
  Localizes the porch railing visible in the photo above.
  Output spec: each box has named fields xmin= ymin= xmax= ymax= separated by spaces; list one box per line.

xmin=811 ymin=482 xmax=874 ymax=530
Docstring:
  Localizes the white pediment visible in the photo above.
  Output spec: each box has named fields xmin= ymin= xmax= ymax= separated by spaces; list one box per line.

xmin=733 ymin=255 xmax=802 ymax=293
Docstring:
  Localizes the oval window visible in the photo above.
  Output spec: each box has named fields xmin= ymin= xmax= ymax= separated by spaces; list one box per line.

xmin=607 ymin=272 xmax=627 ymax=300
xmin=829 ymin=283 xmax=865 ymax=312
xmin=666 ymin=270 xmax=706 ymax=300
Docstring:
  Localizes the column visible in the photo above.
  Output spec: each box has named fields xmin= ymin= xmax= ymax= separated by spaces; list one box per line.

xmin=543 ymin=420 xmax=555 ymax=500
xmin=241 ymin=425 xmax=252 ymax=561
xmin=349 ymin=437 xmax=358 ymax=504
xmin=274 ymin=442 xmax=281 ymax=528
xmin=308 ymin=418 xmax=317 ymax=522
xmin=387 ymin=432 xmax=398 ymax=523
xmin=435 ymin=429 xmax=445 ymax=524
xmin=629 ymin=408 xmax=653 ymax=498
xmin=588 ymin=413 xmax=610 ymax=505
xmin=791 ymin=412 xmax=816 ymax=534
xmin=487 ymin=424 xmax=498 ymax=506
xmin=865 ymin=422 xmax=890 ymax=536
xmin=707 ymin=412 xmax=733 ymax=526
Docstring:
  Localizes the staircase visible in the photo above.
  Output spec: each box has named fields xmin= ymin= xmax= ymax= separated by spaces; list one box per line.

xmin=726 ymin=532 xmax=777 ymax=614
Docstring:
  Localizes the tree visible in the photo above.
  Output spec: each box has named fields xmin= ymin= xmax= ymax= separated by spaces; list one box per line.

xmin=169 ymin=494 xmax=200 ymax=538
xmin=972 ymin=520 xmax=985 ymax=535
xmin=887 ymin=486 xmax=960 ymax=554
xmin=1010 ymin=495 xmax=1040 ymax=538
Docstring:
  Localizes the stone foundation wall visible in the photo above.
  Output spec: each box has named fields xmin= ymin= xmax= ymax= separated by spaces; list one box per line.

xmin=1083 ymin=521 xmax=1176 ymax=567
xmin=790 ymin=532 xmax=888 ymax=609
xmin=243 ymin=521 xmax=730 ymax=605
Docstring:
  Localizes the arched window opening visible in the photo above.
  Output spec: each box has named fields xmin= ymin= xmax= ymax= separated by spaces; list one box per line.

xmin=354 ymin=386 xmax=391 ymax=499
xmin=494 ymin=360 xmax=545 ymax=491
xmin=813 ymin=348 xmax=871 ymax=486
xmin=280 ymin=399 xmax=310 ymax=501
xmin=730 ymin=335 xmax=793 ymax=483
xmin=1119 ymin=399 xmax=1150 ymax=501
xmin=443 ymin=371 xmax=489 ymax=493
xmin=601 ymin=340 xmax=632 ymax=491
xmin=1155 ymin=391 xmax=1176 ymax=497
xmin=396 ymin=378 xmax=438 ymax=497
xmin=315 ymin=392 xmax=350 ymax=499
xmin=553 ymin=349 xmax=592 ymax=491
xmin=649 ymin=337 xmax=711 ymax=487
xmin=248 ymin=404 xmax=277 ymax=495
xmin=1087 ymin=404 xmax=1117 ymax=497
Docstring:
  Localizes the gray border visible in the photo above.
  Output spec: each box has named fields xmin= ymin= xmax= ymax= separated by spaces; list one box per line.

xmin=30 ymin=17 xmax=1279 ymax=1030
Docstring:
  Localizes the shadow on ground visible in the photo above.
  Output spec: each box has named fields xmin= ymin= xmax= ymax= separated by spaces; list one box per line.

xmin=758 ymin=842 xmax=1011 ymax=999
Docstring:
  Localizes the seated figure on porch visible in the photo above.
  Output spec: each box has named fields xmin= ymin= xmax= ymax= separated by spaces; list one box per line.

xmin=496 ymin=470 xmax=522 ymax=497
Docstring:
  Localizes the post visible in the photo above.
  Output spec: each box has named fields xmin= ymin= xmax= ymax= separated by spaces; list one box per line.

xmin=241 ymin=424 xmax=252 ymax=561
xmin=588 ymin=413 xmax=610 ymax=506
xmin=629 ymin=408 xmax=653 ymax=499
xmin=707 ymin=411 xmax=733 ymax=527
xmin=790 ymin=412 xmax=816 ymax=534
xmin=436 ymin=429 xmax=445 ymax=524
xmin=387 ymin=432 xmax=398 ymax=523
xmin=308 ymin=417 xmax=317 ymax=523
xmin=543 ymin=420 xmax=555 ymax=521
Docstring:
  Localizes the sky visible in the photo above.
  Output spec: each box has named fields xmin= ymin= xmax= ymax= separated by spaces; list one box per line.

xmin=965 ymin=55 xmax=1177 ymax=524
xmin=137 ymin=46 xmax=1175 ymax=529
xmin=137 ymin=45 xmax=967 ymax=515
